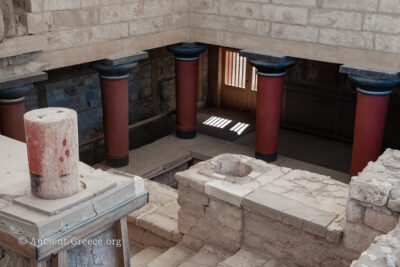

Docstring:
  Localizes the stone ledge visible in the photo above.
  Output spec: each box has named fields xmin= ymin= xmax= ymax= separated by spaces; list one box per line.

xmin=177 ymin=154 xmax=348 ymax=244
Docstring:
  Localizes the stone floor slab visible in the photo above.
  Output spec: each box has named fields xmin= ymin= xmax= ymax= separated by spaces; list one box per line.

xmin=242 ymin=188 xmax=337 ymax=238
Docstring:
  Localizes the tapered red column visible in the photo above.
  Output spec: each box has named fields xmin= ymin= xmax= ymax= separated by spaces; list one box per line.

xmin=352 ymin=89 xmax=390 ymax=176
xmin=340 ymin=66 xmax=400 ymax=176
xmin=92 ymin=61 xmax=138 ymax=168
xmin=255 ymin=73 xmax=285 ymax=162
xmin=0 ymin=84 xmax=33 ymax=142
xmin=241 ymin=51 xmax=294 ymax=162
xmin=167 ymin=43 xmax=207 ymax=139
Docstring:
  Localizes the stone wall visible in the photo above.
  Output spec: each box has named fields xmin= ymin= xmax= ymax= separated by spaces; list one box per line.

xmin=20 ymin=47 xmax=208 ymax=165
xmin=1 ymin=0 xmax=400 ymax=73
xmin=190 ymin=0 xmax=400 ymax=71
xmin=0 ymin=0 xmax=190 ymax=72
xmin=344 ymin=149 xmax=400 ymax=253
xmin=176 ymin=154 xmax=360 ymax=266
xmin=176 ymin=152 xmax=400 ymax=266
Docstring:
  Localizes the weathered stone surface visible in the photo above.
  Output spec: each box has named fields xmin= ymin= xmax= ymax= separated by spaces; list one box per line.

xmin=180 ymin=245 xmax=231 ymax=267
xmin=68 ymin=228 xmax=117 ymax=267
xmin=243 ymin=187 xmax=338 ymax=238
xmin=130 ymin=247 xmax=165 ymax=267
xmin=244 ymin=211 xmax=359 ymax=266
xmin=350 ymin=174 xmax=392 ymax=207
xmin=326 ymin=221 xmax=344 ymax=244
xmin=0 ymin=8 xmax=4 ymax=42
xmin=351 ymin=222 xmax=400 ymax=267
xmin=364 ymin=209 xmax=398 ymax=233
xmin=147 ymin=244 xmax=194 ymax=267
xmin=347 ymin=199 xmax=365 ymax=223
xmin=0 ymin=0 xmax=16 ymax=38
xmin=343 ymin=222 xmax=383 ymax=252
xmin=349 ymin=149 xmax=400 ymax=208
xmin=219 ymin=247 xmax=281 ymax=267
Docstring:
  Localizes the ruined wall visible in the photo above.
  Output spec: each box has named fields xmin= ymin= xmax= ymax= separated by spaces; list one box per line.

xmin=176 ymin=152 xmax=400 ymax=266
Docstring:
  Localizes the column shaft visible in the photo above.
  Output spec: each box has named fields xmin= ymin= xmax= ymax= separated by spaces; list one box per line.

xmin=101 ymin=78 xmax=129 ymax=167
xmin=167 ymin=42 xmax=207 ymax=139
xmin=351 ymin=93 xmax=390 ymax=176
xmin=255 ymin=75 xmax=284 ymax=162
xmin=0 ymin=100 xmax=26 ymax=142
xmin=175 ymin=59 xmax=199 ymax=138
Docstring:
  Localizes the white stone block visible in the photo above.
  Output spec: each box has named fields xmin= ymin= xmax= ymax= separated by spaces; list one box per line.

xmin=346 ymin=199 xmax=365 ymax=223
xmin=323 ymin=0 xmax=379 ymax=12
xmin=364 ymin=209 xmax=398 ymax=233
xmin=271 ymin=23 xmax=319 ymax=42
xmin=261 ymin=4 xmax=309 ymax=25
xmin=219 ymin=0 xmax=260 ymax=19
xmin=364 ymin=14 xmax=400 ymax=34
xmin=309 ymin=9 xmax=363 ymax=30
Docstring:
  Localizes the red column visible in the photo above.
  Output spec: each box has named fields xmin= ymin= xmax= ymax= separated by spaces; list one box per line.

xmin=167 ymin=43 xmax=207 ymax=139
xmin=351 ymin=92 xmax=390 ymax=176
xmin=101 ymin=78 xmax=130 ymax=167
xmin=175 ymin=59 xmax=199 ymax=139
xmin=255 ymin=74 xmax=284 ymax=162
xmin=92 ymin=61 xmax=138 ymax=168
xmin=0 ymin=100 xmax=26 ymax=142
xmin=0 ymin=84 xmax=33 ymax=142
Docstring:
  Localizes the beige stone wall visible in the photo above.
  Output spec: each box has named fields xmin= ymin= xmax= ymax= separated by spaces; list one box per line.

xmin=190 ymin=0 xmax=400 ymax=71
xmin=2 ymin=0 xmax=400 ymax=72
xmin=0 ymin=0 xmax=190 ymax=70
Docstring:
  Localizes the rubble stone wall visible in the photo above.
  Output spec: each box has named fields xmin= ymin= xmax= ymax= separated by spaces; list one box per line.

xmin=176 ymin=152 xmax=400 ymax=266
xmin=348 ymin=149 xmax=400 ymax=266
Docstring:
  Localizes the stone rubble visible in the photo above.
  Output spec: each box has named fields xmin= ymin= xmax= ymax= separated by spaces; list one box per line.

xmin=345 ymin=149 xmax=400 ymax=252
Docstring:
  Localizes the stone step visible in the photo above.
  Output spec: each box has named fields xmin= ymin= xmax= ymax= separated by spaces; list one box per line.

xmin=130 ymin=247 xmax=166 ymax=267
xmin=177 ymin=245 xmax=232 ymax=267
xmin=127 ymin=179 xmax=182 ymax=249
xmin=147 ymin=244 xmax=195 ymax=267
xmin=218 ymin=247 xmax=292 ymax=267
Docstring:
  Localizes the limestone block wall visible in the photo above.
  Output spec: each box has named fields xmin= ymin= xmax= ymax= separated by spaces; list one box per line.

xmin=344 ymin=149 xmax=400 ymax=253
xmin=2 ymin=0 xmax=400 ymax=73
xmin=0 ymin=0 xmax=190 ymax=71
xmin=189 ymin=0 xmax=400 ymax=71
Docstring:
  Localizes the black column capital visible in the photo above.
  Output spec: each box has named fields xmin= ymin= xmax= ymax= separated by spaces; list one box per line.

xmin=240 ymin=50 xmax=294 ymax=77
xmin=340 ymin=65 xmax=400 ymax=96
xmin=91 ymin=60 xmax=139 ymax=80
xmin=167 ymin=42 xmax=208 ymax=61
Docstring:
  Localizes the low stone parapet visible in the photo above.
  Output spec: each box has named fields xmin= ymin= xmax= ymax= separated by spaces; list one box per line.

xmin=176 ymin=154 xmax=360 ymax=266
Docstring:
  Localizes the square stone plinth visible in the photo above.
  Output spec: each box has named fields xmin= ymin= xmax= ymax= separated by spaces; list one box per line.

xmin=0 ymin=135 xmax=148 ymax=260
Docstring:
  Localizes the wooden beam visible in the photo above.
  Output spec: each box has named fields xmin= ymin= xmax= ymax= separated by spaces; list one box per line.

xmin=151 ymin=58 xmax=159 ymax=115
xmin=115 ymin=217 xmax=130 ymax=267
xmin=207 ymin=45 xmax=223 ymax=107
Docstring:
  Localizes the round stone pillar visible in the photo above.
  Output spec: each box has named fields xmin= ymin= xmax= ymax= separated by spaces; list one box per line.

xmin=0 ymin=84 xmax=33 ymax=142
xmin=347 ymin=75 xmax=399 ymax=176
xmin=92 ymin=61 xmax=138 ymax=168
xmin=249 ymin=57 xmax=294 ymax=162
xmin=167 ymin=43 xmax=207 ymax=139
